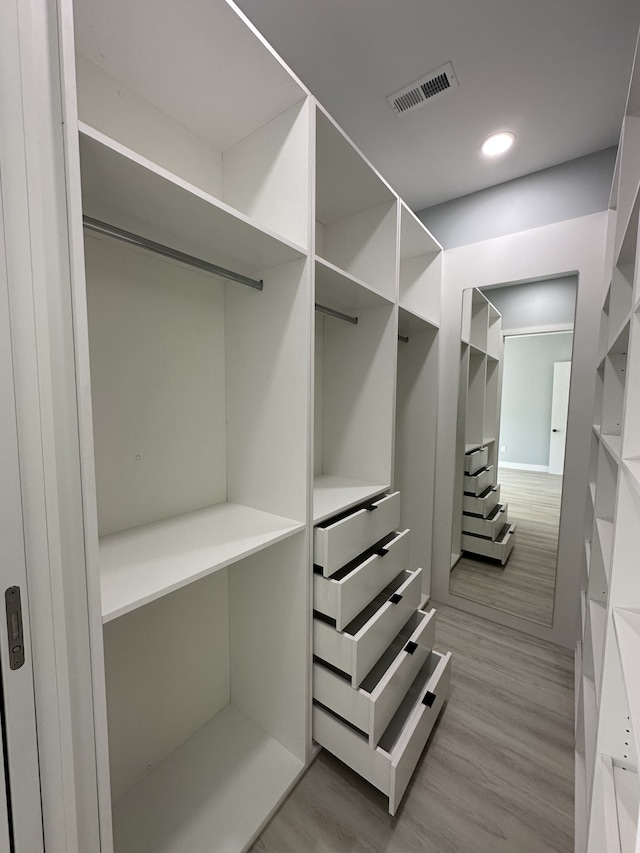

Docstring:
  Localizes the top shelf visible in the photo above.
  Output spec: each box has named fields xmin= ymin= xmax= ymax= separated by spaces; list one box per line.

xmin=74 ymin=0 xmax=306 ymax=154
xmin=100 ymin=501 xmax=305 ymax=622
xmin=79 ymin=126 xmax=306 ymax=274
xmin=315 ymin=108 xmax=395 ymax=226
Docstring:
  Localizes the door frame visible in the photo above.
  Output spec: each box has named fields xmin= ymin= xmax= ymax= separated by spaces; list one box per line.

xmin=0 ymin=0 xmax=102 ymax=849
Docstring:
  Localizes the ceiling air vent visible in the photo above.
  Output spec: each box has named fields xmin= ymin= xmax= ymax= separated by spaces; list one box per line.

xmin=387 ymin=62 xmax=458 ymax=116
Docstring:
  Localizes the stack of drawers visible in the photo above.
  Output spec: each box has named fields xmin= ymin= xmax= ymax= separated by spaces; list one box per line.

xmin=312 ymin=491 xmax=451 ymax=815
xmin=461 ymin=447 xmax=516 ymax=565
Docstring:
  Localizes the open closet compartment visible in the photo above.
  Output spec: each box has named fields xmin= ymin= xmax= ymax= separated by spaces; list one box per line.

xmin=105 ymin=533 xmax=309 ymax=853
xmin=394 ymin=204 xmax=441 ymax=597
xmin=73 ymin=0 xmax=311 ymax=251
xmin=70 ymin=0 xmax=313 ymax=849
xmin=313 ymin=107 xmax=397 ymax=523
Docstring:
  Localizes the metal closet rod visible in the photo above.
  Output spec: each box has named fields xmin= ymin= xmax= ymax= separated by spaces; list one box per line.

xmin=82 ymin=216 xmax=263 ymax=291
xmin=398 ymin=334 xmax=410 ymax=344
xmin=315 ymin=303 xmax=358 ymax=325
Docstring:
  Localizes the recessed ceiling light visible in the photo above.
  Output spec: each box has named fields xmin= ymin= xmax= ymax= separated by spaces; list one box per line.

xmin=481 ymin=131 xmax=515 ymax=157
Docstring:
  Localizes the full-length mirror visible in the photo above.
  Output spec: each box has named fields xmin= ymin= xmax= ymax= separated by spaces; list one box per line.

xmin=449 ymin=277 xmax=577 ymax=626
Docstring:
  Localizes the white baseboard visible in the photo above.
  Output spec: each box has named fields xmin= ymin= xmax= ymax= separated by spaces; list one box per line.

xmin=499 ymin=462 xmax=550 ymax=472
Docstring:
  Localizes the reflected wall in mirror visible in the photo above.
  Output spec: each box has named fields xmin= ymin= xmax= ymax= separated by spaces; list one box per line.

xmin=449 ymin=276 xmax=577 ymax=627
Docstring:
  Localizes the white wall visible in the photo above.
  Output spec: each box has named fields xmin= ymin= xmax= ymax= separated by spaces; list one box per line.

xmin=484 ymin=275 xmax=577 ymax=331
xmin=500 ymin=332 xmax=573 ymax=468
xmin=432 ymin=211 xmax=608 ymax=648
xmin=418 ymin=148 xmax=616 ymax=249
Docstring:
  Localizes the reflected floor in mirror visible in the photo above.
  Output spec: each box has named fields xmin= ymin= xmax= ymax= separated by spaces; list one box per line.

xmin=450 ymin=468 xmax=562 ymax=626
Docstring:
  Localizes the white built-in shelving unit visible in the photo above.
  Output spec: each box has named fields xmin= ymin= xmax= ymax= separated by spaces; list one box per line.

xmin=577 ymin=31 xmax=640 ymax=852
xmin=452 ymin=289 xmax=515 ymax=567
xmin=45 ymin=0 xmax=446 ymax=849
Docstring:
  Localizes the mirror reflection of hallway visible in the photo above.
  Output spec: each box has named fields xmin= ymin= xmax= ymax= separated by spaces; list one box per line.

xmin=450 ymin=277 xmax=577 ymax=627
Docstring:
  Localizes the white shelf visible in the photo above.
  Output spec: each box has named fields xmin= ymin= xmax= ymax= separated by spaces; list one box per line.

xmin=79 ymin=124 xmax=306 ymax=274
xmin=589 ymin=598 xmax=607 ymax=688
xmin=596 ymin=518 xmax=615 ymax=583
xmin=312 ymin=475 xmax=389 ymax=524
xmin=584 ymin=674 xmax=598 ymax=784
xmin=112 ymin=704 xmax=304 ymax=853
xmin=614 ymin=609 xmax=640 ymax=728
xmin=315 ymin=256 xmax=393 ymax=309
xmin=594 ymin=424 xmax=603 ymax=438
xmin=100 ymin=503 xmax=304 ymax=621
xmin=623 ymin=459 xmax=640 ymax=499
xmin=614 ymin=764 xmax=640 ymax=853
xmin=602 ymin=434 xmax=623 ymax=463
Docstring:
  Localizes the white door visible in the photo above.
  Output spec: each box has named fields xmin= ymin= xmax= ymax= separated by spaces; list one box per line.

xmin=549 ymin=361 xmax=571 ymax=475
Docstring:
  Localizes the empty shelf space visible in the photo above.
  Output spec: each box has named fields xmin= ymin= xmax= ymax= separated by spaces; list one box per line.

xmin=601 ymin=434 xmax=623 ymax=462
xmin=596 ymin=519 xmax=615 ymax=582
xmin=100 ymin=503 xmax=304 ymax=621
xmin=313 ymin=475 xmax=389 ymax=524
xmin=613 ymin=764 xmax=640 ymax=853
xmin=589 ymin=599 xmax=607 ymax=686
xmin=79 ymin=124 xmax=306 ymax=274
xmin=613 ymin=608 xmax=640 ymax=727
xmin=623 ymin=459 xmax=640 ymax=499
xmin=112 ymin=704 xmax=304 ymax=853
xmin=315 ymin=256 xmax=393 ymax=309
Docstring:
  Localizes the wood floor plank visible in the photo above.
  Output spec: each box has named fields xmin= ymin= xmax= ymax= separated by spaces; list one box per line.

xmin=450 ymin=468 xmax=563 ymax=626
xmin=251 ymin=605 xmax=574 ymax=853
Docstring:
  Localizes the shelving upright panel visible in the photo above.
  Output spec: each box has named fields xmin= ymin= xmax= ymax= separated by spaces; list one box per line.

xmin=578 ymin=32 xmax=640 ymax=852
xmin=394 ymin=203 xmax=442 ymax=598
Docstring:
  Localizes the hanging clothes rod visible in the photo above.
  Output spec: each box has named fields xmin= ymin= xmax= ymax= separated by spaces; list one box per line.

xmin=82 ymin=216 xmax=263 ymax=291
xmin=398 ymin=334 xmax=410 ymax=344
xmin=315 ymin=303 xmax=358 ymax=325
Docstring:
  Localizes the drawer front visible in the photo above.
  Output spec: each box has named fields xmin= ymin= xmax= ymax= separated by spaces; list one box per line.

xmin=313 ymin=568 xmax=422 ymax=687
xmin=464 ymin=446 xmax=488 ymax=475
xmin=462 ymin=485 xmax=500 ymax=518
xmin=386 ymin=651 xmax=451 ymax=814
xmin=463 ymin=466 xmax=494 ymax=497
xmin=313 ymin=650 xmax=451 ymax=816
xmin=313 ymin=608 xmax=436 ymax=746
xmin=314 ymin=529 xmax=410 ymax=630
xmin=462 ymin=522 xmax=516 ymax=564
xmin=313 ymin=492 xmax=401 ymax=577
xmin=462 ymin=503 xmax=508 ymax=540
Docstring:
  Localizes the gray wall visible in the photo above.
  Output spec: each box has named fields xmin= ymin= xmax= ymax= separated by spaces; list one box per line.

xmin=417 ymin=148 xmax=616 ymax=249
xmin=500 ymin=332 xmax=574 ymax=467
xmin=483 ymin=276 xmax=578 ymax=331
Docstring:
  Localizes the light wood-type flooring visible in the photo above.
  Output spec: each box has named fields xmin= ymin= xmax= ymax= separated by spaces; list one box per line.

xmin=251 ymin=605 xmax=574 ymax=853
xmin=450 ymin=467 xmax=563 ymax=626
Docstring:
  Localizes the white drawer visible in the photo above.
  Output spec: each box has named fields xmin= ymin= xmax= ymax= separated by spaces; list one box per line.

xmin=314 ymin=568 xmax=422 ymax=687
xmin=314 ymin=650 xmax=451 ymax=816
xmin=314 ymin=529 xmax=410 ymax=630
xmin=464 ymin=446 xmax=488 ymax=475
xmin=462 ymin=503 xmax=508 ymax=540
xmin=462 ymin=485 xmax=500 ymax=517
xmin=462 ymin=522 xmax=516 ymax=565
xmin=463 ymin=465 xmax=494 ymax=496
xmin=313 ymin=608 xmax=436 ymax=746
xmin=314 ymin=492 xmax=401 ymax=578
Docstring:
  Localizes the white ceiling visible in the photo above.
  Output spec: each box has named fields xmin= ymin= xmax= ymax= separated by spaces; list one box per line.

xmin=234 ymin=0 xmax=640 ymax=211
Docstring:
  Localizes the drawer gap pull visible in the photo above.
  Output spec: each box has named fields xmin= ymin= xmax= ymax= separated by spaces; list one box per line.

xmin=404 ymin=641 xmax=418 ymax=655
xmin=364 ymin=503 xmax=378 ymax=512
xmin=422 ymin=691 xmax=436 ymax=707
xmin=389 ymin=593 xmax=403 ymax=605
xmin=377 ymin=547 xmax=390 ymax=557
